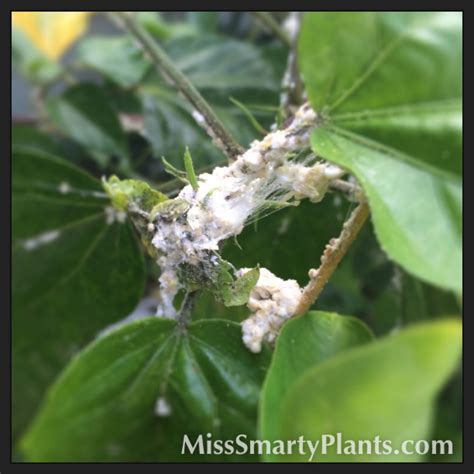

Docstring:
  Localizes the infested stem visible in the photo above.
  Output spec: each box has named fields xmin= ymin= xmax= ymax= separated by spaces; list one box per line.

xmin=177 ymin=291 xmax=200 ymax=327
xmin=295 ymin=201 xmax=370 ymax=315
xmin=252 ymin=12 xmax=291 ymax=47
xmin=328 ymin=179 xmax=363 ymax=201
xmin=110 ymin=12 xmax=244 ymax=161
xmin=158 ymin=160 xmax=227 ymax=196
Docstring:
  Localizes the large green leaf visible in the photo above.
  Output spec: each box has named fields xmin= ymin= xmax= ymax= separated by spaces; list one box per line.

xmin=47 ymin=83 xmax=128 ymax=166
xmin=299 ymin=12 xmax=462 ymax=293
xmin=276 ymin=319 xmax=462 ymax=462
xmin=12 ymin=148 xmax=146 ymax=440
xmin=78 ymin=36 xmax=150 ymax=88
xmin=21 ymin=318 xmax=270 ymax=462
xmin=259 ymin=311 xmax=373 ymax=451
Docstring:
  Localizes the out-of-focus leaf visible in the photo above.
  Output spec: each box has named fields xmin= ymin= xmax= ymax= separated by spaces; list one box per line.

xmin=78 ymin=36 xmax=150 ymax=88
xmin=142 ymin=89 xmax=224 ymax=168
xmin=300 ymin=12 xmax=462 ymax=293
xmin=276 ymin=319 xmax=462 ymax=461
xmin=12 ymin=125 xmax=62 ymax=156
xmin=136 ymin=12 xmax=171 ymax=39
xmin=187 ymin=12 xmax=219 ymax=33
xmin=12 ymin=148 xmax=145 ymax=441
xmin=48 ymin=83 xmax=128 ymax=166
xmin=166 ymin=34 xmax=279 ymax=92
xmin=21 ymin=318 xmax=270 ymax=461
xmin=260 ymin=311 xmax=373 ymax=450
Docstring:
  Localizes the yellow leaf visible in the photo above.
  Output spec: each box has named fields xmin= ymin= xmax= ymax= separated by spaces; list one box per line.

xmin=12 ymin=12 xmax=93 ymax=60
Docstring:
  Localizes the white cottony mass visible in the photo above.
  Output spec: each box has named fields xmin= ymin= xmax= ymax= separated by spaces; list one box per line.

xmin=149 ymin=103 xmax=344 ymax=349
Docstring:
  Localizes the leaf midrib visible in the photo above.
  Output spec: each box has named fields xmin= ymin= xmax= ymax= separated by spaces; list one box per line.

xmin=322 ymin=124 xmax=462 ymax=183
xmin=328 ymin=14 xmax=450 ymax=113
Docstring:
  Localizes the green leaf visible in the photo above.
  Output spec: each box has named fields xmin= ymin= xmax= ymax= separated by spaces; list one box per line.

xmin=187 ymin=12 xmax=219 ymax=33
xmin=312 ymin=128 xmax=461 ymax=293
xmin=299 ymin=12 xmax=462 ymax=293
xmin=183 ymin=147 xmax=198 ymax=191
xmin=142 ymin=90 xmax=224 ymax=168
xmin=12 ymin=125 xmax=62 ymax=156
xmin=276 ymin=319 xmax=462 ymax=461
xmin=78 ymin=36 xmax=150 ymax=88
xmin=136 ymin=12 xmax=171 ymax=39
xmin=165 ymin=33 xmax=279 ymax=92
xmin=260 ymin=311 xmax=373 ymax=452
xmin=219 ymin=267 xmax=260 ymax=307
xmin=21 ymin=318 xmax=270 ymax=462
xmin=12 ymin=148 xmax=146 ymax=441
xmin=47 ymin=83 xmax=128 ymax=166
xmin=102 ymin=175 xmax=167 ymax=212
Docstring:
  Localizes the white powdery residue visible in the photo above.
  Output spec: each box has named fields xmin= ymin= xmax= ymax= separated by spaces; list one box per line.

xmin=58 ymin=181 xmax=71 ymax=194
xmin=154 ymin=396 xmax=172 ymax=417
xmin=104 ymin=206 xmax=127 ymax=225
xmin=239 ymin=268 xmax=302 ymax=353
xmin=192 ymin=109 xmax=225 ymax=149
xmin=276 ymin=163 xmax=330 ymax=203
xmin=191 ymin=109 xmax=206 ymax=126
xmin=324 ymin=164 xmax=345 ymax=179
xmin=283 ymin=12 xmax=300 ymax=41
xmin=150 ymin=103 xmax=338 ymax=321
xmin=155 ymin=267 xmax=180 ymax=318
xmin=22 ymin=229 xmax=60 ymax=251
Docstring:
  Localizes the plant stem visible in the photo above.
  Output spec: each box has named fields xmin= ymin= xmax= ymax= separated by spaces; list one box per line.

xmin=280 ymin=12 xmax=304 ymax=116
xmin=295 ymin=201 xmax=370 ymax=315
xmin=329 ymin=179 xmax=363 ymax=201
xmin=252 ymin=12 xmax=291 ymax=48
xmin=177 ymin=290 xmax=200 ymax=327
xmin=110 ymin=12 xmax=244 ymax=161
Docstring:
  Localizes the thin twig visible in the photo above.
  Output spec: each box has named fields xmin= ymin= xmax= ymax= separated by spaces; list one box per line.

xmin=252 ymin=12 xmax=291 ymax=48
xmin=280 ymin=12 xmax=304 ymax=116
xmin=110 ymin=12 xmax=244 ymax=161
xmin=329 ymin=179 xmax=364 ymax=201
xmin=295 ymin=201 xmax=370 ymax=315
xmin=177 ymin=290 xmax=200 ymax=328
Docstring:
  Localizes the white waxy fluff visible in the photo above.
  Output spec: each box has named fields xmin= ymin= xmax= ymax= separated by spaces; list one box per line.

xmin=104 ymin=205 xmax=127 ymax=225
xmin=150 ymin=103 xmax=343 ymax=329
xmin=239 ymin=268 xmax=302 ymax=353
